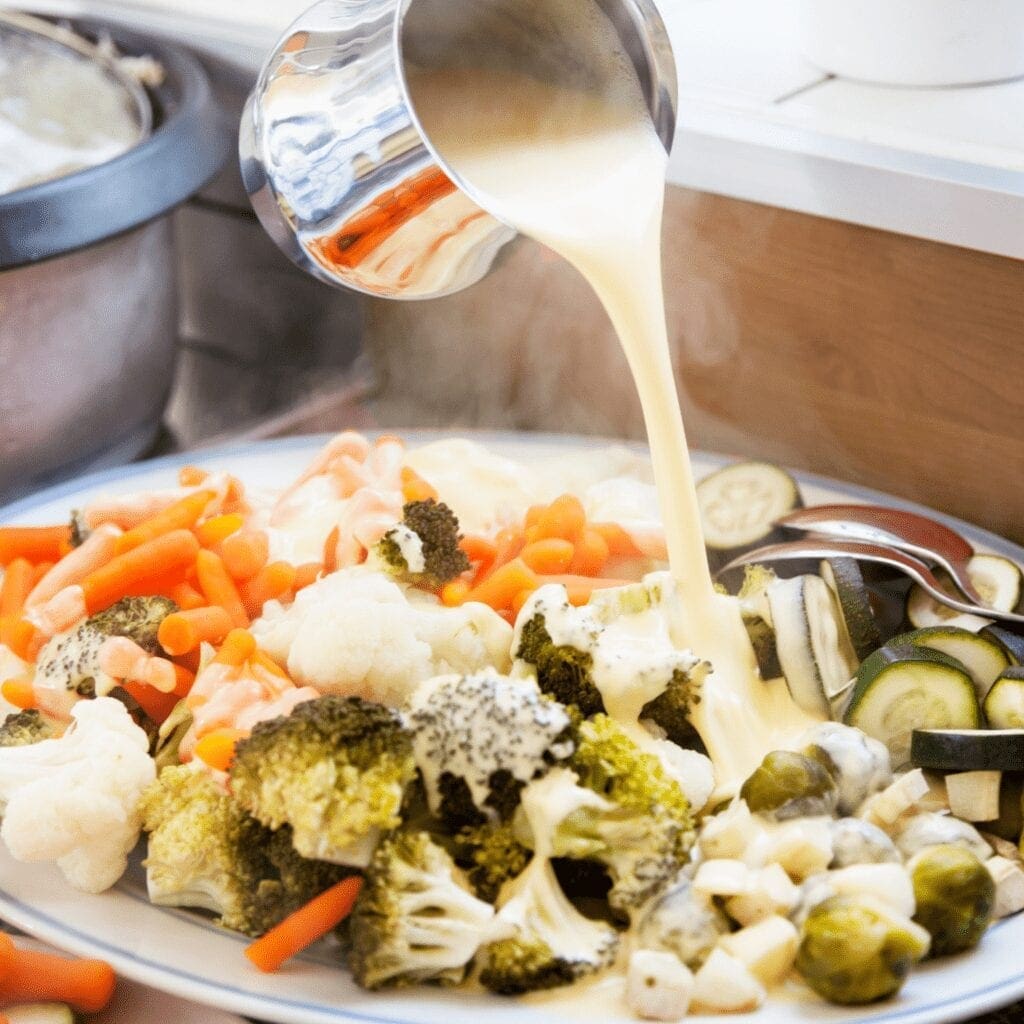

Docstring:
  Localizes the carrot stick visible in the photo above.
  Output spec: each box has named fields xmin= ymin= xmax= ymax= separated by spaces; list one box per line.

xmin=213 ymin=628 xmax=256 ymax=667
xmin=178 ymin=465 xmax=209 ymax=487
xmin=569 ymin=528 xmax=610 ymax=577
xmin=245 ymin=876 xmax=364 ymax=973
xmin=122 ymin=680 xmax=179 ymax=725
xmin=400 ymin=466 xmax=439 ymax=504
xmin=465 ymin=558 xmax=538 ymax=611
xmin=195 ymin=550 xmax=249 ymax=628
xmin=114 ymin=490 xmax=215 ymax=556
xmin=0 ymin=932 xmax=115 ymax=1013
xmin=195 ymin=512 xmax=244 ymax=548
xmin=534 ymin=494 xmax=587 ymax=543
xmin=520 ymin=538 xmax=575 ymax=575
xmin=194 ymin=727 xmax=246 ymax=772
xmin=0 ymin=560 xmax=34 ymax=638
xmin=80 ymin=530 xmax=200 ymax=615
xmin=293 ymin=562 xmax=323 ymax=591
xmin=168 ymin=580 xmax=206 ymax=611
xmin=1 ymin=676 xmax=35 ymax=710
xmin=240 ymin=561 xmax=297 ymax=618
xmin=220 ymin=530 xmax=269 ymax=582
xmin=0 ymin=526 xmax=70 ymax=567
xmin=26 ymin=523 xmax=122 ymax=608
xmin=158 ymin=606 xmax=234 ymax=656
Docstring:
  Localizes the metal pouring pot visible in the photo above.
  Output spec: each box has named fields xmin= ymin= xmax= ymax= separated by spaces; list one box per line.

xmin=240 ymin=0 xmax=678 ymax=300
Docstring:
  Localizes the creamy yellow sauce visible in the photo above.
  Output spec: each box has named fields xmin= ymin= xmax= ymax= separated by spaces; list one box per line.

xmin=407 ymin=5 xmax=820 ymax=794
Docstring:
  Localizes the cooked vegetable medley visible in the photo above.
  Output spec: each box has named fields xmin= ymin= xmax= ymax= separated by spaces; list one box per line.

xmin=1 ymin=433 xmax=1022 ymax=1022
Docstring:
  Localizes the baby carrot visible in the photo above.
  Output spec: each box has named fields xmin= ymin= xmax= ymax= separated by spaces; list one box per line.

xmin=195 ymin=549 xmax=249 ymax=628
xmin=293 ymin=562 xmax=323 ymax=591
xmin=536 ymin=574 xmax=633 ymax=606
xmin=323 ymin=527 xmax=340 ymax=575
xmin=158 ymin=606 xmax=234 ymax=656
xmin=0 ymin=559 xmax=34 ymax=628
xmin=569 ymin=528 xmax=610 ymax=577
xmin=459 ymin=535 xmax=497 ymax=576
xmin=400 ymin=466 xmax=439 ymax=504
xmin=213 ymin=628 xmax=257 ymax=667
xmin=168 ymin=580 xmax=206 ymax=611
xmin=439 ymin=578 xmax=470 ymax=607
xmin=240 ymin=561 xmax=297 ymax=619
xmin=80 ymin=530 xmax=200 ymax=615
xmin=0 ymin=525 xmax=70 ymax=566
xmin=476 ymin=526 xmax=524 ymax=582
xmin=3 ymin=620 xmax=38 ymax=662
xmin=172 ymin=663 xmax=196 ymax=698
xmin=220 ymin=530 xmax=269 ymax=581
xmin=194 ymin=727 xmax=246 ymax=772
xmin=178 ymin=465 xmax=209 ymax=486
xmin=520 ymin=538 xmax=575 ymax=575
xmin=122 ymin=680 xmax=179 ymax=725
xmin=465 ymin=558 xmax=538 ymax=611
xmin=591 ymin=522 xmax=642 ymax=558
xmin=0 ymin=676 xmax=35 ymax=710
xmin=534 ymin=494 xmax=587 ymax=543
xmin=115 ymin=490 xmax=215 ymax=555
xmin=195 ymin=512 xmax=244 ymax=548
xmin=26 ymin=523 xmax=121 ymax=608
xmin=245 ymin=876 xmax=364 ymax=973
xmin=0 ymin=932 xmax=116 ymax=1013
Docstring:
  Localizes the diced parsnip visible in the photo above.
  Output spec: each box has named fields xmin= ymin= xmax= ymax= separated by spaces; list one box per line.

xmin=945 ymin=770 xmax=1002 ymax=822
xmin=693 ymin=859 xmax=752 ymax=899
xmin=691 ymin=949 xmax=767 ymax=1014
xmin=919 ymin=771 xmax=950 ymax=813
xmin=725 ymin=864 xmax=800 ymax=926
xmin=858 ymin=769 xmax=931 ymax=828
xmin=986 ymin=856 xmax=1024 ymax=919
xmin=826 ymin=864 xmax=916 ymax=920
xmin=718 ymin=915 xmax=798 ymax=987
xmin=626 ymin=950 xmax=695 ymax=1021
xmin=760 ymin=818 xmax=833 ymax=881
xmin=980 ymin=832 xmax=1022 ymax=863
xmin=699 ymin=800 xmax=765 ymax=862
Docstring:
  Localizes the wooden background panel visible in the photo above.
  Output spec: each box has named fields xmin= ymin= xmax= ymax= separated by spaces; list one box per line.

xmin=362 ymin=187 xmax=1024 ymax=543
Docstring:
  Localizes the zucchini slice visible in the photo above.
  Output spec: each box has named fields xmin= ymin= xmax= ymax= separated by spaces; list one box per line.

xmin=969 ymin=554 xmax=1023 ymax=613
xmin=981 ymin=624 xmax=1024 ymax=665
xmin=905 ymin=583 xmax=990 ymax=633
xmin=819 ymin=557 xmax=880 ymax=661
xmin=984 ymin=667 xmax=1024 ymax=729
xmin=890 ymin=626 xmax=1009 ymax=702
xmin=911 ymin=728 xmax=1024 ymax=772
xmin=767 ymin=574 xmax=857 ymax=716
xmin=697 ymin=461 xmax=803 ymax=572
xmin=845 ymin=645 xmax=981 ymax=768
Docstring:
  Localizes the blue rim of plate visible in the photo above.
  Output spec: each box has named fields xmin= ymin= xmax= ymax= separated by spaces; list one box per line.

xmin=2 ymin=430 xmax=1023 ymax=1024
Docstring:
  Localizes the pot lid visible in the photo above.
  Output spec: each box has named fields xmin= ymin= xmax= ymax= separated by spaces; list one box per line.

xmin=0 ymin=12 xmax=151 ymax=197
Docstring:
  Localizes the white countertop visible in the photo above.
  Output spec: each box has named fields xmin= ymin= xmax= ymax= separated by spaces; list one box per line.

xmin=25 ymin=0 xmax=1024 ymax=258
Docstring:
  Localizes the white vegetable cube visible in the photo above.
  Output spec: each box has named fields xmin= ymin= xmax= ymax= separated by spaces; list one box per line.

xmin=725 ymin=864 xmax=800 ymax=926
xmin=986 ymin=856 xmax=1024 ymax=919
xmin=826 ymin=863 xmax=915 ymax=919
xmin=626 ymin=950 xmax=694 ymax=1021
xmin=699 ymin=800 xmax=764 ymax=861
xmin=760 ymin=818 xmax=833 ymax=881
xmin=718 ymin=915 xmax=799 ymax=987
xmin=858 ymin=769 xmax=930 ymax=828
xmin=691 ymin=948 xmax=767 ymax=1014
xmin=693 ymin=859 xmax=751 ymax=898
xmin=945 ymin=771 xmax=1002 ymax=823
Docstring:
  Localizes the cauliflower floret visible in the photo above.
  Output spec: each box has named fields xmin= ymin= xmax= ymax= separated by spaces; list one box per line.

xmin=0 ymin=698 xmax=155 ymax=893
xmin=251 ymin=568 xmax=512 ymax=707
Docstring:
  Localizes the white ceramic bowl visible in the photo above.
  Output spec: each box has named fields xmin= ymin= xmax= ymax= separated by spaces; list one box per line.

xmin=798 ymin=0 xmax=1024 ymax=86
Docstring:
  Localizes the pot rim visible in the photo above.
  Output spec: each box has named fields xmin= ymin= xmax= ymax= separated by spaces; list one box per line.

xmin=0 ymin=17 xmax=231 ymax=270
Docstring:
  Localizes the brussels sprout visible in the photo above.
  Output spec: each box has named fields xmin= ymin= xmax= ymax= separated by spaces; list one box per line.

xmin=740 ymin=751 xmax=838 ymax=820
xmin=909 ymin=844 xmax=995 ymax=956
xmin=795 ymin=895 xmax=930 ymax=1005
xmin=895 ymin=812 xmax=992 ymax=863
xmin=801 ymin=722 xmax=892 ymax=815
xmin=830 ymin=818 xmax=900 ymax=868
xmin=635 ymin=876 xmax=731 ymax=970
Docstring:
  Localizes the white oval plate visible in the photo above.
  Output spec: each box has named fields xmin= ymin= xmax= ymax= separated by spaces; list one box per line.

xmin=1 ymin=431 xmax=1021 ymax=1024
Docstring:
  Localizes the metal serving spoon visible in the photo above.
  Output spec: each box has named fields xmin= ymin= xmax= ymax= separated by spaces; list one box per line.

xmin=776 ymin=504 xmax=984 ymax=604
xmin=718 ymin=538 xmax=1024 ymax=628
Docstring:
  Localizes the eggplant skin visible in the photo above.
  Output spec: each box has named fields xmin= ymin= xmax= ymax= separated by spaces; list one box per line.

xmin=911 ymin=728 xmax=1024 ymax=772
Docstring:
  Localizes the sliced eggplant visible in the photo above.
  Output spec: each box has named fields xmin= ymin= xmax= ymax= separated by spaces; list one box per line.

xmin=697 ymin=461 xmax=803 ymax=572
xmin=890 ymin=626 xmax=1009 ymax=702
xmin=819 ymin=557 xmax=880 ymax=661
xmin=984 ymin=667 xmax=1024 ymax=729
xmin=767 ymin=574 xmax=857 ymax=716
xmin=911 ymin=728 xmax=1024 ymax=772
xmin=845 ymin=645 xmax=981 ymax=768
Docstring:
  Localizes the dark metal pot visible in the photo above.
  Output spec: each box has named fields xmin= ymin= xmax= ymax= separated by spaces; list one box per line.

xmin=0 ymin=17 xmax=230 ymax=501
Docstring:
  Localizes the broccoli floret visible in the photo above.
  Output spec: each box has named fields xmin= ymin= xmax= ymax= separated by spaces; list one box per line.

xmin=0 ymin=709 xmax=55 ymax=748
xmin=479 ymin=770 xmax=619 ymax=995
xmin=91 ymin=596 xmax=177 ymax=654
xmin=404 ymin=670 xmax=574 ymax=826
xmin=640 ymin=668 xmax=703 ymax=748
xmin=230 ymin=696 xmax=417 ymax=866
xmin=375 ymin=499 xmax=470 ymax=590
xmin=515 ymin=613 xmax=604 ymax=716
xmin=348 ymin=830 xmax=496 ymax=989
xmin=455 ymin=819 xmax=532 ymax=903
xmin=141 ymin=764 xmax=351 ymax=937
